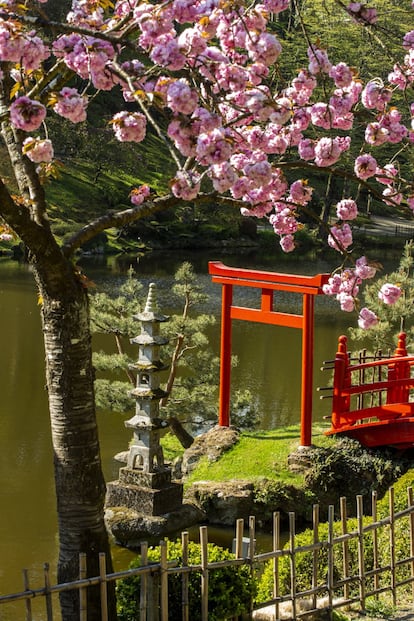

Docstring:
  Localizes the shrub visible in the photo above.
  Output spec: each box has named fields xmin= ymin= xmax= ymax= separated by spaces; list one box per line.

xmin=256 ymin=517 xmax=374 ymax=604
xmin=117 ymin=539 xmax=256 ymax=621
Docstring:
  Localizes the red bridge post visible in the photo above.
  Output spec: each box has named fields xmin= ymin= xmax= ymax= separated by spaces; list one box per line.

xmin=331 ymin=335 xmax=350 ymax=429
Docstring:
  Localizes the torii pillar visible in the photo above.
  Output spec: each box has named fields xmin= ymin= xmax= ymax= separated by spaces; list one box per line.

xmin=209 ymin=262 xmax=330 ymax=447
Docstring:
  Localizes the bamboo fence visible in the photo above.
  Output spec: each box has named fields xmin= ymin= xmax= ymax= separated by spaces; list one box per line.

xmin=1 ymin=488 xmax=414 ymax=621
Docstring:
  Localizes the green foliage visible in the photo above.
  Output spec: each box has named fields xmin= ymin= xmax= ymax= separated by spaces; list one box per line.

xmin=377 ymin=468 xmax=414 ymax=517
xmin=116 ymin=540 xmax=256 ymax=621
xmin=256 ymin=516 xmax=374 ymax=604
xmin=303 ymin=438 xmax=403 ymax=513
xmin=349 ymin=242 xmax=414 ymax=351
xmin=258 ymin=473 xmax=414 ymax=607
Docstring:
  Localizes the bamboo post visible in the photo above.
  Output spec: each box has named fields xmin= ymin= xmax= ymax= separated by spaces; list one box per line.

xmin=312 ymin=504 xmax=319 ymax=610
xmin=273 ymin=512 xmax=280 ymax=621
xmin=235 ymin=519 xmax=244 ymax=559
xmin=160 ymin=541 xmax=168 ymax=621
xmin=140 ymin=542 xmax=148 ymax=621
xmin=340 ymin=497 xmax=350 ymax=602
xmin=200 ymin=526 xmax=209 ymax=621
xmin=79 ymin=553 xmax=87 ymax=621
xmin=43 ymin=563 xmax=53 ymax=621
xmin=327 ymin=506 xmax=334 ymax=611
xmin=408 ymin=488 xmax=414 ymax=603
xmin=288 ymin=512 xmax=297 ymax=620
xmin=181 ymin=532 xmax=189 ymax=621
xmin=372 ymin=492 xmax=379 ymax=595
xmin=249 ymin=516 xmax=256 ymax=616
xmin=389 ymin=487 xmax=397 ymax=606
xmin=22 ymin=568 xmax=32 ymax=621
xmin=99 ymin=552 xmax=108 ymax=621
xmin=357 ymin=495 xmax=366 ymax=611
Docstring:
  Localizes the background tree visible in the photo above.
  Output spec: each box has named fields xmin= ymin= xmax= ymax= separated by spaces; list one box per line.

xmin=0 ymin=2 xmax=413 ymax=620
xmin=349 ymin=241 xmax=414 ymax=350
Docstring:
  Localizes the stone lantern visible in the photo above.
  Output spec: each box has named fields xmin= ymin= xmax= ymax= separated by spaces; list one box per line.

xmin=105 ymin=283 xmax=202 ymax=544
xmin=125 ymin=282 xmax=169 ymax=474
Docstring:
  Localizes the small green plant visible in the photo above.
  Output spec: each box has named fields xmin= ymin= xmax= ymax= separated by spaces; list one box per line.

xmin=364 ymin=596 xmax=396 ymax=618
xmin=116 ymin=539 xmax=256 ymax=621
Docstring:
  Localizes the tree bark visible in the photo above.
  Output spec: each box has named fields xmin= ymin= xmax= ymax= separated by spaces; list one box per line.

xmin=34 ymin=259 xmax=116 ymax=621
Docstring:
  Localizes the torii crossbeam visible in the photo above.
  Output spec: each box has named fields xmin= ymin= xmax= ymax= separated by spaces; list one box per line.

xmin=209 ymin=261 xmax=330 ymax=446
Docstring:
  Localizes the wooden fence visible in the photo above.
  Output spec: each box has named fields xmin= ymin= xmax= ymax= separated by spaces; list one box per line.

xmin=1 ymin=488 xmax=414 ymax=621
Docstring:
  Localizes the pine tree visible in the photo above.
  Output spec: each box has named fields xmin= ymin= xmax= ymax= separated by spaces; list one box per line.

xmin=349 ymin=242 xmax=414 ymax=351
xmin=90 ymin=263 xmax=259 ymax=442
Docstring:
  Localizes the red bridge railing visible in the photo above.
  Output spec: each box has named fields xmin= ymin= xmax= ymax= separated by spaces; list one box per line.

xmin=326 ymin=332 xmax=414 ymax=448
xmin=209 ymin=261 xmax=329 ymax=446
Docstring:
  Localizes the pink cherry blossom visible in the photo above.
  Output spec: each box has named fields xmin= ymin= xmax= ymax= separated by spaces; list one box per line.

xmin=112 ymin=111 xmax=146 ymax=142
xmin=310 ymin=103 xmax=335 ymax=129
xmin=382 ymin=187 xmax=403 ymax=206
xmin=378 ymin=283 xmax=402 ymax=305
xmin=246 ymin=31 xmax=282 ymax=65
xmin=10 ymin=96 xmax=46 ymax=131
xmin=336 ymin=199 xmax=358 ymax=221
xmin=361 ymin=81 xmax=391 ymax=111
xmin=329 ymin=62 xmax=353 ymax=87
xmin=328 ymin=223 xmax=353 ymax=251
xmin=196 ymin=128 xmax=233 ymax=166
xmin=280 ymin=234 xmax=295 ymax=252
xmin=22 ymin=137 xmax=54 ymax=163
xmin=289 ymin=180 xmax=313 ymax=205
xmin=209 ymin=162 xmax=238 ymax=193
xmin=358 ymin=307 xmax=378 ymax=329
xmin=21 ymin=32 xmax=49 ymax=71
xmin=167 ymin=79 xmax=199 ymax=115
xmin=261 ymin=0 xmax=290 ymax=12
xmin=314 ymin=137 xmax=342 ymax=167
xmin=53 ymin=87 xmax=88 ymax=123
xmin=298 ymin=138 xmax=315 ymax=161
xmin=365 ymin=122 xmax=389 ymax=146
xmin=375 ymin=164 xmax=398 ymax=185
xmin=347 ymin=2 xmax=377 ymax=24
xmin=130 ymin=185 xmax=150 ymax=206
xmin=355 ymin=256 xmax=377 ymax=280
xmin=0 ymin=22 xmax=25 ymax=62
xmin=337 ymin=292 xmax=355 ymax=312
xmin=307 ymin=45 xmax=331 ymax=75
xmin=269 ymin=209 xmax=298 ymax=235
xmin=354 ymin=153 xmax=377 ymax=179
xmin=171 ymin=170 xmax=201 ymax=200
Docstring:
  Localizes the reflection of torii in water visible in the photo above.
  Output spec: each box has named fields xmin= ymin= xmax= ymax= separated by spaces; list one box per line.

xmin=208 ymin=262 xmax=330 ymax=447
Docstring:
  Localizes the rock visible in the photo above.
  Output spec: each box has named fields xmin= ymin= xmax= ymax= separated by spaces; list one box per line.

xmin=185 ymin=480 xmax=255 ymax=525
xmin=105 ymin=503 xmax=205 ymax=547
xmin=181 ymin=425 xmax=239 ymax=476
xmin=252 ymin=597 xmax=345 ymax=620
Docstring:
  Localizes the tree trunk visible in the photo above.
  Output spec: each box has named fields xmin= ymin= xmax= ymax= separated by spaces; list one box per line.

xmin=34 ymin=260 xmax=116 ymax=621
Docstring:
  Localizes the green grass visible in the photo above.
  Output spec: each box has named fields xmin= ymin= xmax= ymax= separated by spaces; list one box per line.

xmin=183 ymin=423 xmax=334 ymax=486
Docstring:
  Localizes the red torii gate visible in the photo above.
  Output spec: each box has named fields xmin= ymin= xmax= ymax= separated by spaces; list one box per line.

xmin=208 ymin=261 xmax=330 ymax=446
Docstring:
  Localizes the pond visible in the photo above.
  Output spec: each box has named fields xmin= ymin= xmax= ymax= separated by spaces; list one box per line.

xmin=0 ymin=246 xmax=390 ymax=611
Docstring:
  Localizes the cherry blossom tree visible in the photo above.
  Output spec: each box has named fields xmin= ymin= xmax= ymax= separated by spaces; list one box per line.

xmin=0 ymin=0 xmax=413 ymax=619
